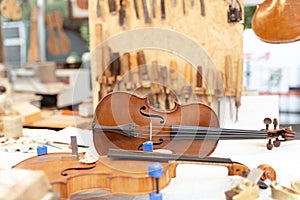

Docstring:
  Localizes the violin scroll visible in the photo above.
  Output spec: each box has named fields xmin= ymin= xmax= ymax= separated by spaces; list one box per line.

xmin=263 ymin=117 xmax=296 ymax=150
xmin=257 ymin=164 xmax=276 ymax=181
xmin=230 ymin=162 xmax=276 ymax=182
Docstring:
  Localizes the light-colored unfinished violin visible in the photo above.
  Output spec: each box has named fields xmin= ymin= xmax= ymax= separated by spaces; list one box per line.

xmin=252 ymin=0 xmax=300 ymax=43
xmin=13 ymin=151 xmax=276 ymax=199
xmin=92 ymin=92 xmax=295 ymax=156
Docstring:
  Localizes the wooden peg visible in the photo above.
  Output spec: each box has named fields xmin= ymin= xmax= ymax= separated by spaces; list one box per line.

xmin=263 ymin=117 xmax=272 ymax=130
xmin=273 ymin=118 xmax=278 ymax=130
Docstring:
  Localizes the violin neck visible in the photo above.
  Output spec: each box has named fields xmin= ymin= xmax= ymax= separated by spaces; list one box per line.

xmin=93 ymin=123 xmax=137 ymax=137
xmin=171 ymin=125 xmax=267 ymax=140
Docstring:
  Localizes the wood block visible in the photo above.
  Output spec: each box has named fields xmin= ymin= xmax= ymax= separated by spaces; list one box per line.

xmin=11 ymin=102 xmax=41 ymax=124
xmin=0 ymin=168 xmax=59 ymax=200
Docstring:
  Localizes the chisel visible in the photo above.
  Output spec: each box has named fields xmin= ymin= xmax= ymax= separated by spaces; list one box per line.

xmin=142 ymin=0 xmax=151 ymax=23
xmin=200 ymin=0 xmax=205 ymax=16
xmin=133 ymin=0 xmax=140 ymax=19
xmin=152 ymin=0 xmax=156 ymax=18
xmin=161 ymin=0 xmax=166 ymax=20
xmin=119 ymin=0 xmax=126 ymax=27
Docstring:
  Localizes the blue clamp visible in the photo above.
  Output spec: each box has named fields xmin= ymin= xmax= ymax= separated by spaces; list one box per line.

xmin=37 ymin=145 xmax=48 ymax=156
xmin=143 ymin=141 xmax=153 ymax=152
xmin=148 ymin=162 xmax=163 ymax=178
xmin=148 ymin=162 xmax=163 ymax=200
xmin=149 ymin=192 xmax=163 ymax=200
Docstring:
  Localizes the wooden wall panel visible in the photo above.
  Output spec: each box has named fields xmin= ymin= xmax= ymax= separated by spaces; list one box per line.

xmin=89 ymin=0 xmax=244 ymax=112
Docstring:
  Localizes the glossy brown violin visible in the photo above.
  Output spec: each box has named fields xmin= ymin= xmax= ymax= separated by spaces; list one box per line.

xmin=252 ymin=0 xmax=300 ymax=43
xmin=14 ymin=151 xmax=276 ymax=199
xmin=93 ymin=92 xmax=295 ymax=156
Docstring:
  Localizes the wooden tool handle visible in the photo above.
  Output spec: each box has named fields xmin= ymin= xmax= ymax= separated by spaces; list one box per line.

xmin=196 ymin=65 xmax=203 ymax=88
xmin=184 ymin=63 xmax=193 ymax=85
xmin=108 ymin=0 xmax=117 ymax=14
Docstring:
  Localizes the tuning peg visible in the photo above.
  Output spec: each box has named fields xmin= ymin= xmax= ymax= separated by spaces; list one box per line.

xmin=266 ymin=139 xmax=273 ymax=150
xmin=273 ymin=138 xmax=280 ymax=147
xmin=264 ymin=117 xmax=272 ymax=130
xmin=273 ymin=118 xmax=278 ymax=130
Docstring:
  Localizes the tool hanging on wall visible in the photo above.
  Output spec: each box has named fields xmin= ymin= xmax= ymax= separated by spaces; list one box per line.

xmin=235 ymin=58 xmax=243 ymax=122
xmin=137 ymin=50 xmax=151 ymax=87
xmin=97 ymin=0 xmax=102 ymax=18
xmin=119 ymin=0 xmax=126 ymax=27
xmin=142 ymin=0 xmax=152 ymax=24
xmin=227 ymin=0 xmax=242 ymax=23
xmin=182 ymin=63 xmax=193 ymax=103
xmin=151 ymin=61 xmax=161 ymax=108
xmin=161 ymin=0 xmax=166 ymax=20
xmin=111 ymin=52 xmax=120 ymax=80
xmin=120 ymin=53 xmax=131 ymax=90
xmin=199 ymin=0 xmax=205 ymax=16
xmin=129 ymin=53 xmax=141 ymax=89
xmin=133 ymin=0 xmax=140 ymax=19
xmin=225 ymin=55 xmax=236 ymax=120
xmin=194 ymin=65 xmax=205 ymax=102
xmin=190 ymin=0 xmax=195 ymax=7
xmin=108 ymin=0 xmax=117 ymax=15
xmin=170 ymin=60 xmax=179 ymax=94
xmin=160 ymin=66 xmax=170 ymax=110
xmin=182 ymin=0 xmax=186 ymax=15
xmin=172 ymin=0 xmax=177 ymax=7
xmin=152 ymin=0 xmax=157 ymax=18
xmin=27 ymin=6 xmax=40 ymax=62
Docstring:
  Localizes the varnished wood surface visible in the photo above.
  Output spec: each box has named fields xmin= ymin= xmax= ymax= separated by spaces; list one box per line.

xmin=252 ymin=0 xmax=300 ymax=43
xmin=14 ymin=152 xmax=177 ymax=199
xmin=93 ymin=91 xmax=220 ymax=156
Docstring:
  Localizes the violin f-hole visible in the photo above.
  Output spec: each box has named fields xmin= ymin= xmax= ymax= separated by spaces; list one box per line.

xmin=61 ymin=164 xmax=96 ymax=176
xmin=139 ymin=106 xmax=165 ymax=124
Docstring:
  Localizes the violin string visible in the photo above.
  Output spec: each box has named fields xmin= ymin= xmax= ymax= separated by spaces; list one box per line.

xmin=135 ymin=126 xmax=267 ymax=136
xmin=134 ymin=129 xmax=268 ymax=139
xmin=135 ymin=125 xmax=266 ymax=134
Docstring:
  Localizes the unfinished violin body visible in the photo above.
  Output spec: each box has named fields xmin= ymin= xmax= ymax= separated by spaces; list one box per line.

xmin=92 ymin=92 xmax=295 ymax=156
xmin=13 ymin=152 xmax=176 ymax=199
xmin=252 ymin=0 xmax=300 ymax=43
xmin=13 ymin=151 xmax=276 ymax=199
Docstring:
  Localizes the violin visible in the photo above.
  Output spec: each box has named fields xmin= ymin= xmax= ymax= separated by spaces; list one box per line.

xmin=252 ymin=0 xmax=300 ymax=43
xmin=13 ymin=151 xmax=276 ymax=199
xmin=92 ymin=92 xmax=295 ymax=156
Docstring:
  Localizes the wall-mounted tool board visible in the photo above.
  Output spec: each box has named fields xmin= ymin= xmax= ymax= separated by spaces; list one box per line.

xmin=88 ymin=0 xmax=244 ymax=113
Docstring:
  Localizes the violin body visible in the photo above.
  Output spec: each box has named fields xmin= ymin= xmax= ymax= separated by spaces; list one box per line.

xmin=13 ymin=152 xmax=276 ymax=199
xmin=252 ymin=0 xmax=300 ymax=43
xmin=14 ymin=152 xmax=176 ymax=199
xmin=93 ymin=92 xmax=220 ymax=156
